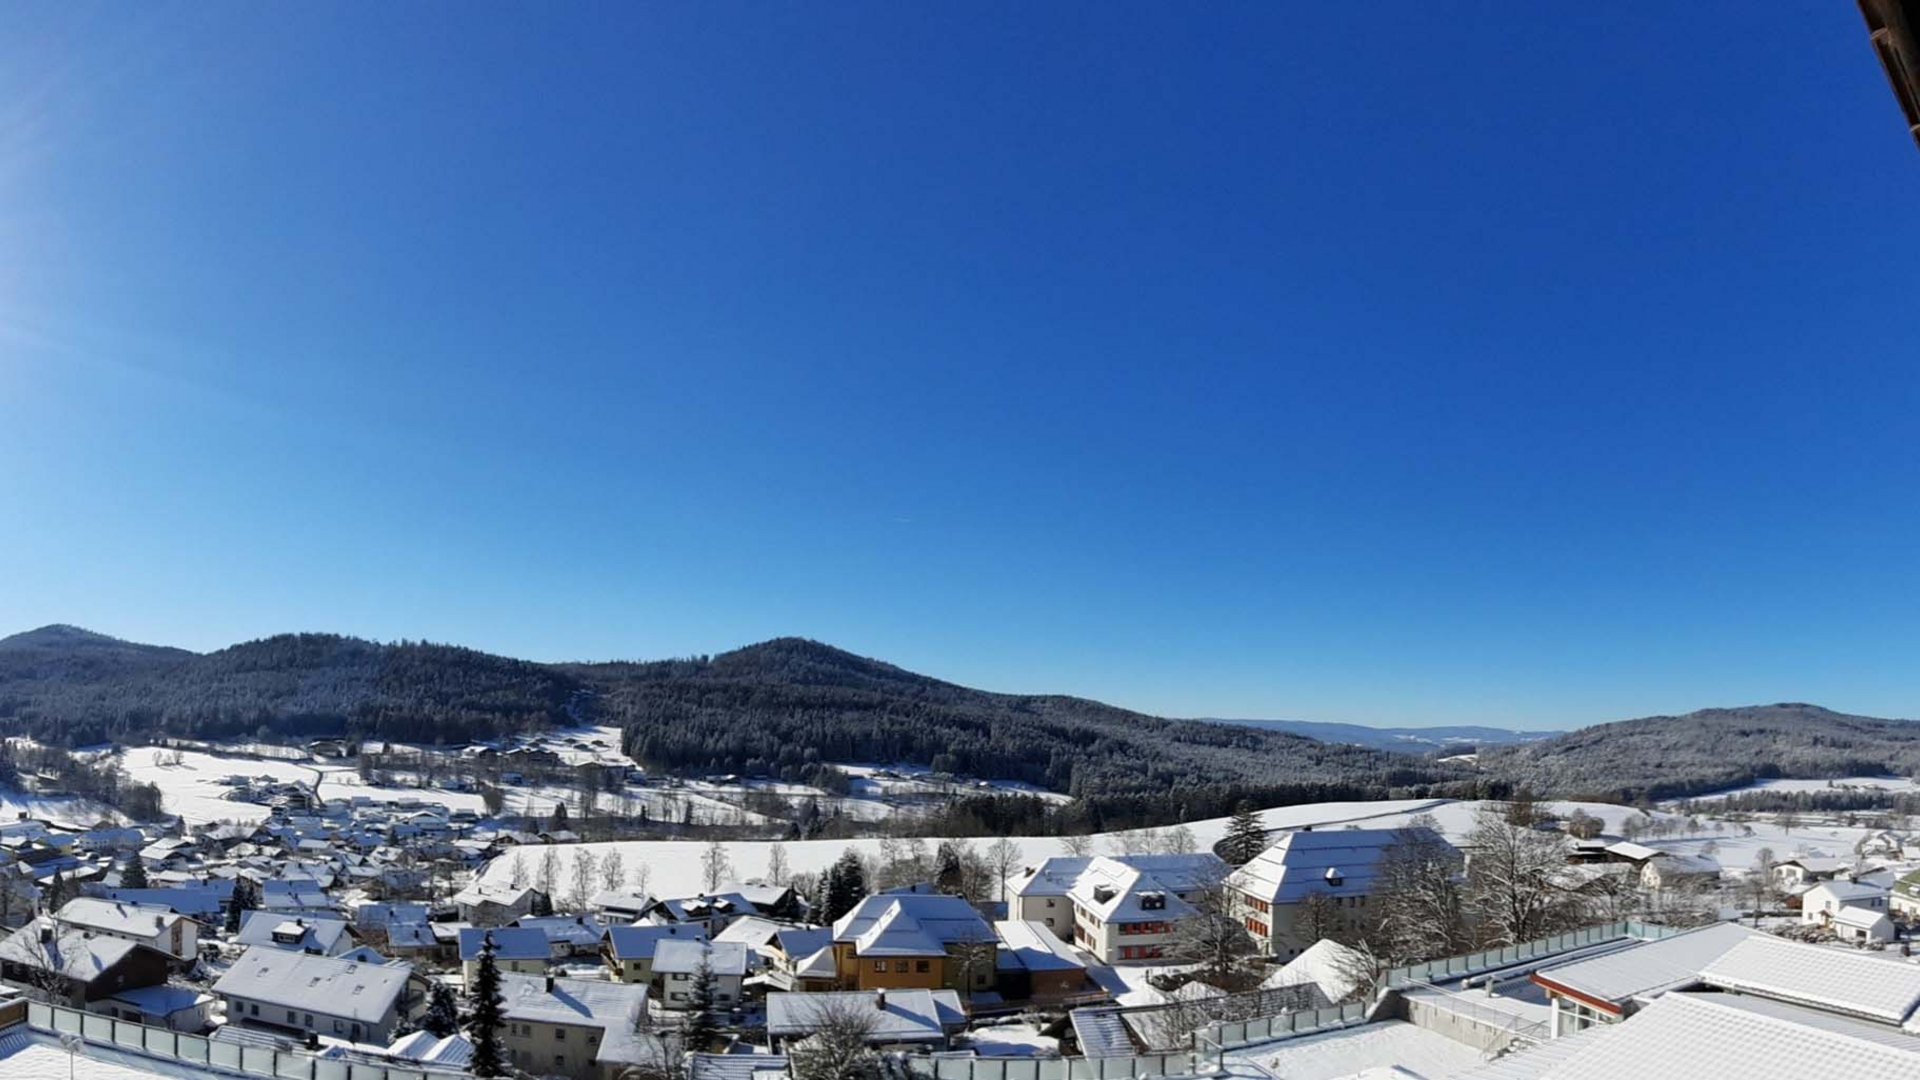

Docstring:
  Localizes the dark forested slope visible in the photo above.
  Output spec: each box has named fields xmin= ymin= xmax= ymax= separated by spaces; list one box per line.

xmin=1477 ymin=703 xmax=1920 ymax=802
xmin=0 ymin=627 xmax=1469 ymax=823
xmin=0 ymin=627 xmax=579 ymax=746
xmin=568 ymin=638 xmax=1463 ymax=825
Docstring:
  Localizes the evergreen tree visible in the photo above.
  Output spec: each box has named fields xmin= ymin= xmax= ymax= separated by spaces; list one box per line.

xmin=226 ymin=876 xmax=259 ymax=935
xmin=41 ymin=872 xmax=69 ymax=914
xmin=467 ymin=934 xmax=507 ymax=1078
xmin=1220 ymin=802 xmax=1268 ymax=865
xmin=421 ymin=982 xmax=460 ymax=1038
xmin=934 ymin=842 xmax=963 ymax=894
xmin=529 ymin=888 xmax=554 ymax=917
xmin=820 ymin=850 xmax=868 ymax=923
xmin=120 ymin=857 xmax=149 ymax=890
xmin=548 ymin=801 xmax=570 ymax=832
xmin=683 ymin=944 xmax=719 ymax=1051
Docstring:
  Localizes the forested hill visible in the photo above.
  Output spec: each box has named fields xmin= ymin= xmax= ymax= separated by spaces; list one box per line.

xmin=1476 ymin=703 xmax=1920 ymax=803
xmin=0 ymin=625 xmax=578 ymax=746
xmin=566 ymin=638 xmax=1468 ymax=826
xmin=0 ymin=626 xmax=1473 ymax=822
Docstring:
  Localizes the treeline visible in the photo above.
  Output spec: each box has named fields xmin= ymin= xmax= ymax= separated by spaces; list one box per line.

xmin=1669 ymin=788 xmax=1920 ymax=818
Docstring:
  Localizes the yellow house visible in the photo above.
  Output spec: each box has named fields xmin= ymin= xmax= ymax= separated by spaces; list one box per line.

xmin=829 ymin=894 xmax=997 ymax=995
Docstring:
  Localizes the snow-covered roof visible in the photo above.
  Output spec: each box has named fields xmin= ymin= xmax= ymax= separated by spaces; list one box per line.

xmin=590 ymin=888 xmax=653 ymax=913
xmin=352 ymin=902 xmax=429 ymax=928
xmin=101 ymin=883 xmax=233 ymax=918
xmin=53 ymin=897 xmax=179 ymax=940
xmin=654 ymin=939 xmax=751 ymax=977
xmin=515 ymin=914 xmax=605 ymax=948
xmin=235 ymin=910 xmax=352 ymax=953
xmin=1603 ymin=841 xmax=1662 ymax=863
xmin=765 ymin=989 xmax=965 ymax=1042
xmin=1647 ymin=853 xmax=1720 ymax=876
xmin=994 ymin=919 xmax=1089 ymax=973
xmin=1532 ymin=922 xmax=1762 ymax=1012
xmin=792 ymin=945 xmax=837 ymax=979
xmin=688 ymin=1051 xmax=789 ymax=1080
xmin=386 ymin=1031 xmax=474 ymax=1067
xmin=1263 ymin=938 xmax=1371 ymax=1005
xmin=1464 ymin=991 xmax=1920 ymax=1080
xmin=773 ymin=927 xmax=832 ymax=959
xmin=1227 ymin=827 xmax=1451 ymax=904
xmin=451 ymin=879 xmax=534 ymax=908
xmin=1065 ymin=856 xmax=1207 ymax=922
xmin=832 ymin=894 xmax=992 ymax=954
xmin=1834 ymin=905 xmax=1893 ymax=930
xmin=1805 ymin=880 xmax=1889 ymax=904
xmin=713 ymin=915 xmax=788 ymax=947
xmin=212 ymin=946 xmax=410 ymax=1024
xmin=605 ymin=923 xmax=708 ymax=960
xmin=458 ymin=926 xmax=549 ymax=962
xmin=1777 ymin=855 xmax=1848 ymax=873
xmin=1699 ymin=935 xmax=1920 ymax=1027
xmin=1069 ymin=1008 xmax=1135 ymax=1058
xmin=499 ymin=971 xmax=647 ymax=1025
xmin=106 ymin=985 xmax=212 ymax=1017
xmin=1013 ymin=853 xmax=1225 ymax=900
xmin=0 ymin=920 xmax=145 ymax=983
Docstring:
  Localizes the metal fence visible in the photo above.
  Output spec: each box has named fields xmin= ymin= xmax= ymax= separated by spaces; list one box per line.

xmin=902 ymin=1051 xmax=1200 ymax=1080
xmin=1380 ymin=919 xmax=1680 ymax=989
xmin=1197 ymin=1000 xmax=1368 ymax=1051
xmin=26 ymin=1003 xmax=457 ymax=1080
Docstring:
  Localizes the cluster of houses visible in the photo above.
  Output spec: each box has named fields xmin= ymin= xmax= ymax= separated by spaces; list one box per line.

xmin=4 ymin=786 xmax=1920 ymax=1080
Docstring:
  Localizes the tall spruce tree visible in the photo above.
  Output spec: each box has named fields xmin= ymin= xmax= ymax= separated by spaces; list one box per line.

xmin=820 ymin=850 xmax=868 ymax=923
xmin=467 ymin=934 xmax=507 ymax=1077
xmin=1220 ymin=802 xmax=1268 ymax=865
xmin=120 ymin=857 xmax=149 ymax=890
xmin=683 ymin=944 xmax=720 ymax=1051
xmin=422 ymin=982 xmax=460 ymax=1038
xmin=226 ymin=876 xmax=259 ymax=935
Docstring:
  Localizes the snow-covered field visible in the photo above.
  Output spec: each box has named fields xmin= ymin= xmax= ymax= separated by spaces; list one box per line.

xmin=1675 ymin=775 xmax=1920 ymax=802
xmin=121 ymin=746 xmax=328 ymax=824
xmin=0 ymin=789 xmax=123 ymax=828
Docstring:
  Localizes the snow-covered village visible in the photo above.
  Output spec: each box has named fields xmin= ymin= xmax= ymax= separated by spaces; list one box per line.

xmin=9 ymin=3 xmax=1920 ymax=1080
xmin=0 ymin=726 xmax=1915 ymax=1080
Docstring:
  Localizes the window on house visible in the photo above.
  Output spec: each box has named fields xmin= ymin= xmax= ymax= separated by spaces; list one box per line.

xmin=916 ymin=960 xmax=930 ymax=973
xmin=555 ymin=1028 xmax=566 ymax=1040
xmin=894 ymin=960 xmax=908 ymax=972
xmin=873 ymin=961 xmax=886 ymax=972
xmin=288 ymin=1011 xmax=298 ymax=1023
xmin=555 ymin=1056 xmax=565 ymax=1067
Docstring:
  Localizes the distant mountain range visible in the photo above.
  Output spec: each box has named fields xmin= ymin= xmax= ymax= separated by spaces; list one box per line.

xmin=1202 ymin=718 xmax=1560 ymax=753
xmin=3 ymin=625 xmax=1917 ymax=813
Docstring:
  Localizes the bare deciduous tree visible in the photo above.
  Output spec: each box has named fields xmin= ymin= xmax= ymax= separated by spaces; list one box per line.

xmin=786 ymin=996 xmax=881 ymax=1080
xmin=1464 ymin=802 xmax=1575 ymax=946
xmin=985 ymin=837 xmax=1023 ymax=903
xmin=701 ymin=840 xmax=732 ymax=893
xmin=601 ymin=850 xmax=627 ymax=893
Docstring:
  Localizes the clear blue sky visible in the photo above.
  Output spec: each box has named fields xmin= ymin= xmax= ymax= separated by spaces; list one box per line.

xmin=2 ymin=4 xmax=1915 ymax=729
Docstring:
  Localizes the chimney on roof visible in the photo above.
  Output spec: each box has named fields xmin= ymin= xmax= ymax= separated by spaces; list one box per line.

xmin=875 ymin=989 xmax=885 ymax=1011
xmin=545 ymin=974 xmax=555 ymax=994
xmin=39 ymin=926 xmax=51 ymax=945
xmin=154 ymin=914 xmax=165 ymax=929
